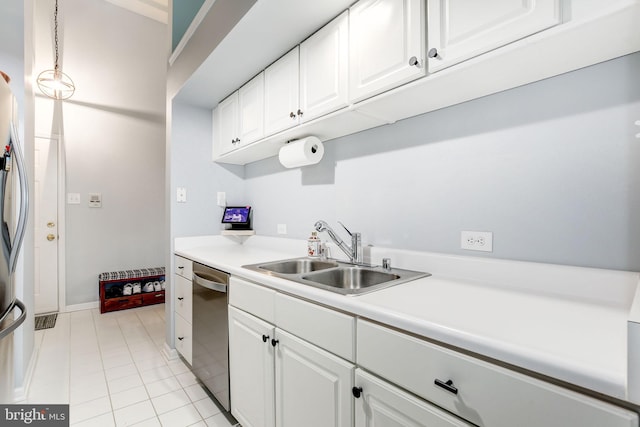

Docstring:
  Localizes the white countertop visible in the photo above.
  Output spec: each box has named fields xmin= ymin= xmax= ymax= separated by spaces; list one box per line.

xmin=174 ymin=235 xmax=639 ymax=402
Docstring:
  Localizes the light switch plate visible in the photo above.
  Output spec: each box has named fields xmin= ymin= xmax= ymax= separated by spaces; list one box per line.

xmin=217 ymin=192 xmax=226 ymax=207
xmin=277 ymin=224 xmax=287 ymax=235
xmin=67 ymin=193 xmax=81 ymax=204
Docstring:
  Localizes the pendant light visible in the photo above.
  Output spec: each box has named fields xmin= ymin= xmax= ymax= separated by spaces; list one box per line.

xmin=37 ymin=0 xmax=75 ymax=100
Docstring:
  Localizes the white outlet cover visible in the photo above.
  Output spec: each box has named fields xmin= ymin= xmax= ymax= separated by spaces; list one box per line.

xmin=461 ymin=230 xmax=493 ymax=252
xmin=277 ymin=224 xmax=287 ymax=234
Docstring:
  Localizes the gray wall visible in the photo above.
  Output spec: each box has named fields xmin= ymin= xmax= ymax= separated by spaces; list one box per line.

xmin=34 ymin=0 xmax=168 ymax=306
xmin=244 ymin=52 xmax=640 ymax=271
xmin=171 ymin=101 xmax=244 ymax=237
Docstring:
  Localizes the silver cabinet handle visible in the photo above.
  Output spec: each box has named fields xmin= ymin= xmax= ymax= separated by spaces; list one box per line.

xmin=297 ymin=109 xmax=303 ymax=117
xmin=289 ymin=112 xmax=296 ymax=119
xmin=428 ymin=48 xmax=441 ymax=59
xmin=409 ymin=56 xmax=421 ymax=67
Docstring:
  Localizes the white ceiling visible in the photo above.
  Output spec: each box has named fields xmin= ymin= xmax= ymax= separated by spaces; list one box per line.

xmin=173 ymin=0 xmax=356 ymax=109
xmin=103 ymin=0 xmax=169 ymax=23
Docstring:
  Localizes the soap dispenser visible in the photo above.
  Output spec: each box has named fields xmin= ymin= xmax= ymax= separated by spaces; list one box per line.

xmin=307 ymin=231 xmax=320 ymax=257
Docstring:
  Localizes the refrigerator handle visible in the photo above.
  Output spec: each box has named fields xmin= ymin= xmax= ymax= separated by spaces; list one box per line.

xmin=0 ymin=299 xmax=26 ymax=340
xmin=8 ymin=121 xmax=29 ymax=274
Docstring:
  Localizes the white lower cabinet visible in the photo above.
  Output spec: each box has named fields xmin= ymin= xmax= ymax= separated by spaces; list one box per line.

xmin=275 ymin=329 xmax=353 ymax=427
xmin=229 ymin=277 xmax=638 ymax=427
xmin=229 ymin=305 xmax=354 ymax=427
xmin=173 ymin=256 xmax=193 ymax=365
xmin=229 ymin=306 xmax=275 ymax=427
xmin=354 ymin=369 xmax=471 ymax=427
xmin=357 ymin=319 xmax=639 ymax=427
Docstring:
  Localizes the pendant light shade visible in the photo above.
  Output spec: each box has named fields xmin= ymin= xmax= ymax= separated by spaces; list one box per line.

xmin=37 ymin=69 xmax=75 ymax=100
xmin=38 ymin=0 xmax=75 ymax=100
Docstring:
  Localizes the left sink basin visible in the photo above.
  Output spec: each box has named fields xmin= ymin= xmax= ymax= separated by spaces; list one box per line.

xmin=253 ymin=258 xmax=339 ymax=275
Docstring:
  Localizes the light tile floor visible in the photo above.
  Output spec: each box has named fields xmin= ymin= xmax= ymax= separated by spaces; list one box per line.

xmin=24 ymin=304 xmax=239 ymax=427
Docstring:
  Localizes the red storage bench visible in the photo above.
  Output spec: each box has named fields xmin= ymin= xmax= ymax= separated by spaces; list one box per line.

xmin=99 ymin=267 xmax=165 ymax=313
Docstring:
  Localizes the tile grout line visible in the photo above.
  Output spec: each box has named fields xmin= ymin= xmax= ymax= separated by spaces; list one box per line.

xmin=88 ymin=308 xmax=117 ymax=427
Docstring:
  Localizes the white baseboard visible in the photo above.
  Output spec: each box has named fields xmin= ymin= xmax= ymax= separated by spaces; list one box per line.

xmin=64 ymin=301 xmax=99 ymax=312
xmin=162 ymin=342 xmax=178 ymax=361
xmin=12 ymin=344 xmax=38 ymax=403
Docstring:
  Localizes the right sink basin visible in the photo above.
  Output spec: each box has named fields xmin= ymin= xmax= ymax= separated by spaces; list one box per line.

xmin=301 ymin=267 xmax=400 ymax=291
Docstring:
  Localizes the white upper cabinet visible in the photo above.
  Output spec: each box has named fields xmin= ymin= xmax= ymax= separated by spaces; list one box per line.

xmin=299 ymin=11 xmax=350 ymax=123
xmin=427 ymin=0 xmax=562 ymax=72
xmin=349 ymin=0 xmax=425 ymax=103
xmin=238 ymin=73 xmax=265 ymax=145
xmin=214 ymin=92 xmax=239 ymax=156
xmin=264 ymin=48 xmax=300 ymax=136
xmin=213 ymin=73 xmax=264 ymax=157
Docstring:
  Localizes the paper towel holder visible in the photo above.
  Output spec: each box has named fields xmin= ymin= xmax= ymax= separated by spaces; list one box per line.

xmin=278 ymin=136 xmax=324 ymax=168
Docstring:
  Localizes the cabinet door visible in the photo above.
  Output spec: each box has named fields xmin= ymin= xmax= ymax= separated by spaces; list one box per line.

xmin=174 ymin=274 xmax=192 ymax=323
xmin=229 ymin=307 xmax=275 ymax=427
xmin=239 ymin=72 xmax=265 ymax=144
xmin=299 ymin=11 xmax=349 ymax=123
xmin=354 ymin=369 xmax=471 ymax=427
xmin=175 ymin=312 xmax=192 ymax=365
xmin=349 ymin=0 xmax=425 ymax=103
xmin=264 ymin=47 xmax=300 ymax=136
xmin=275 ymin=328 xmax=353 ymax=427
xmin=427 ymin=0 xmax=561 ymax=72
xmin=215 ymin=91 xmax=239 ymax=155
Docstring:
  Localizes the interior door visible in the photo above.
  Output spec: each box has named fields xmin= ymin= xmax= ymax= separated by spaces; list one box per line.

xmin=34 ymin=136 xmax=58 ymax=314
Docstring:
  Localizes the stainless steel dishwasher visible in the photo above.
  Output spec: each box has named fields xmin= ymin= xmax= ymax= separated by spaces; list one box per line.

xmin=192 ymin=262 xmax=231 ymax=412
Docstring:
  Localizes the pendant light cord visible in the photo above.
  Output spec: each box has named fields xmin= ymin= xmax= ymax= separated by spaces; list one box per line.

xmin=54 ymin=0 xmax=59 ymax=73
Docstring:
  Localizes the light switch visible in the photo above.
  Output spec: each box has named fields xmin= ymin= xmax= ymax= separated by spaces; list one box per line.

xmin=177 ymin=187 xmax=187 ymax=203
xmin=217 ymin=192 xmax=226 ymax=207
xmin=67 ymin=193 xmax=81 ymax=204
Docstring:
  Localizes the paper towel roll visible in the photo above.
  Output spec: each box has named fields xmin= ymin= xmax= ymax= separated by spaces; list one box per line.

xmin=278 ymin=136 xmax=324 ymax=168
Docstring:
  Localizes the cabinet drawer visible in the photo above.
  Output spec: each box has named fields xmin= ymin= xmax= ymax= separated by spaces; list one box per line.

xmin=174 ymin=275 xmax=192 ymax=323
xmin=103 ymin=295 xmax=142 ymax=312
xmin=175 ymin=312 xmax=192 ymax=365
xmin=357 ymin=320 xmax=638 ymax=427
xmin=142 ymin=291 xmax=165 ymax=305
xmin=229 ymin=276 xmax=276 ymax=324
xmin=275 ymin=293 xmax=355 ymax=362
xmin=354 ymin=368 xmax=471 ymax=427
xmin=175 ymin=255 xmax=193 ymax=279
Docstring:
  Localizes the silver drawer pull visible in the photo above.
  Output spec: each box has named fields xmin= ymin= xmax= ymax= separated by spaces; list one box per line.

xmin=434 ymin=378 xmax=458 ymax=395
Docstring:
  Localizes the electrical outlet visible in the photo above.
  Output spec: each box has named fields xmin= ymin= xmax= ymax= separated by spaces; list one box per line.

xmin=177 ymin=187 xmax=187 ymax=203
xmin=277 ymin=224 xmax=287 ymax=235
xmin=461 ymin=231 xmax=493 ymax=252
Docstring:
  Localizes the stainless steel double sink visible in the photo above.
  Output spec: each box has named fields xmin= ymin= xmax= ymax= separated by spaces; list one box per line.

xmin=243 ymin=257 xmax=430 ymax=296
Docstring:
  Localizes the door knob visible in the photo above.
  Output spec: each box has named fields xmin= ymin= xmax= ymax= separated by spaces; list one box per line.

xmin=47 ymin=234 xmax=56 ymax=241
xmin=47 ymin=221 xmax=55 ymax=228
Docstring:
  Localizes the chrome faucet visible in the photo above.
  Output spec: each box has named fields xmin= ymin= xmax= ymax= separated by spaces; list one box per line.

xmin=314 ymin=220 xmax=363 ymax=264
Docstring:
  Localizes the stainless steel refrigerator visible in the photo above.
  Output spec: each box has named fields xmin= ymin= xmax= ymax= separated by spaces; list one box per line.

xmin=0 ymin=75 xmax=28 ymax=402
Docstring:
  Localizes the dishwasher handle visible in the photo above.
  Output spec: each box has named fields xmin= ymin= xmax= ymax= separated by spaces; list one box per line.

xmin=193 ymin=272 xmax=227 ymax=293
